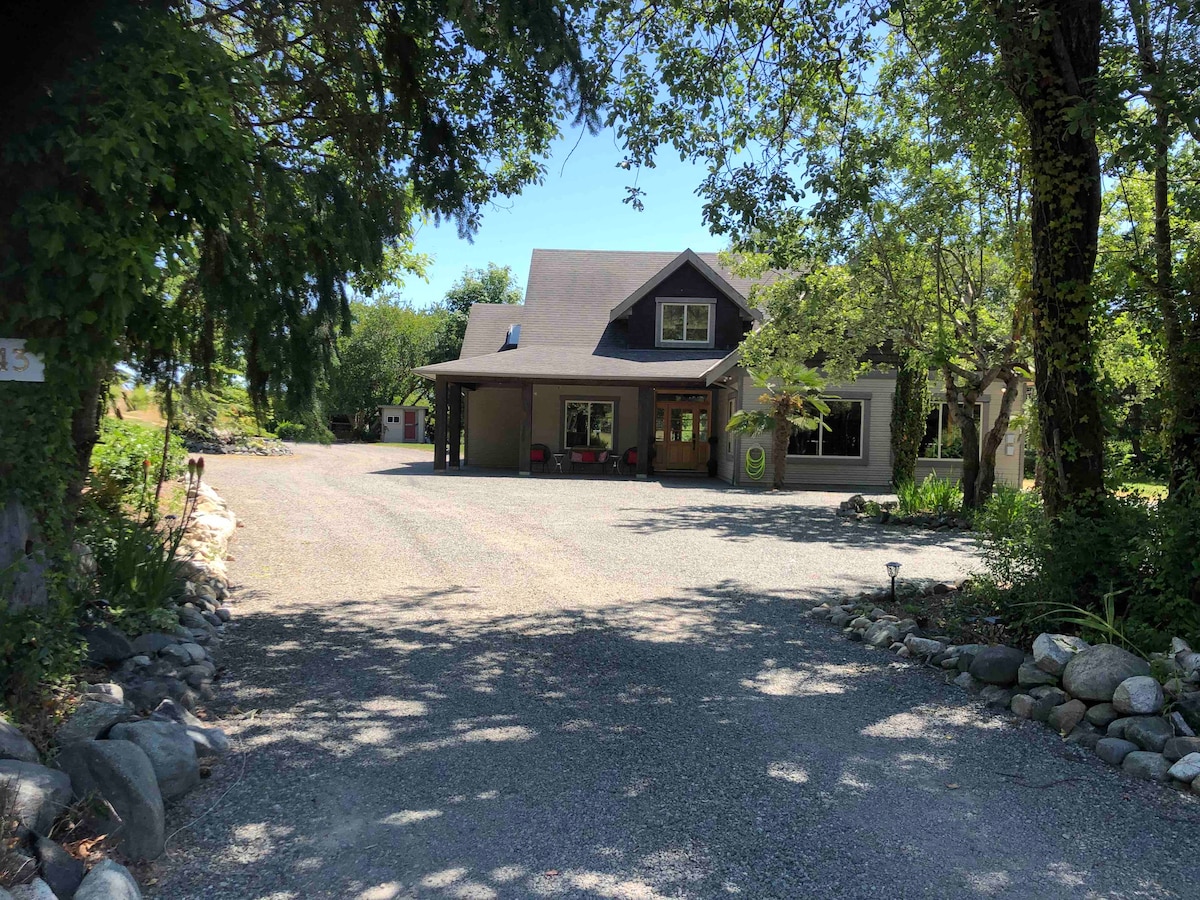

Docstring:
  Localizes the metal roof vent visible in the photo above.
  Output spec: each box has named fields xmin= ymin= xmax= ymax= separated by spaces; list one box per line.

xmin=502 ymin=323 xmax=521 ymax=350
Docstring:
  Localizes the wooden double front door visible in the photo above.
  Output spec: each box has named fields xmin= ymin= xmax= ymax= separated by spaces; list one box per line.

xmin=655 ymin=394 xmax=711 ymax=471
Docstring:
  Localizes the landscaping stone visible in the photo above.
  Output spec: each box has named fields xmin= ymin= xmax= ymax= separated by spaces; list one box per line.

xmin=179 ymin=642 xmax=207 ymax=664
xmin=953 ymin=672 xmax=981 ymax=692
xmin=955 ymin=645 xmax=984 ymax=672
xmin=0 ymin=761 xmax=72 ymax=833
xmin=159 ymin=644 xmax=193 ymax=667
xmin=81 ymin=625 xmax=133 ymax=666
xmin=1174 ymin=691 xmax=1200 ymax=733
xmin=1030 ymin=688 xmax=1068 ymax=723
xmin=1047 ymin=699 xmax=1087 ymax=736
xmin=109 ymin=719 xmax=199 ymax=800
xmin=82 ymin=683 xmax=124 ymax=705
xmin=178 ymin=606 xmax=212 ymax=633
xmin=1010 ymin=694 xmax=1035 ymax=719
xmin=74 ymin=860 xmax=142 ymax=900
xmin=903 ymin=635 xmax=945 ymax=657
xmin=1163 ymin=736 xmax=1200 ymax=762
xmin=55 ymin=700 xmax=132 ymax=744
xmin=130 ymin=633 xmax=178 ymax=656
xmin=1124 ymin=717 xmax=1174 ymax=753
xmin=34 ymin=833 xmax=85 ymax=900
xmin=980 ymin=686 xmax=1014 ymax=709
xmin=10 ymin=879 xmax=57 ymax=900
xmin=939 ymin=657 xmax=959 ymax=670
xmin=969 ymin=645 xmax=1025 ymax=686
xmin=1017 ymin=661 xmax=1058 ymax=688
xmin=1062 ymin=644 xmax=1150 ymax=702
xmin=1122 ymin=751 xmax=1171 ymax=781
xmin=1065 ymin=725 xmax=1102 ymax=750
xmin=215 ymin=606 xmax=233 ymax=622
xmin=56 ymin=740 xmax=165 ymax=860
xmin=849 ymin=616 xmax=872 ymax=630
xmin=1166 ymin=752 xmax=1200 ymax=783
xmin=1032 ymin=633 xmax=1089 ymax=676
xmin=1084 ymin=703 xmax=1120 ymax=728
xmin=152 ymin=699 xmax=230 ymax=757
xmin=0 ymin=718 xmax=38 ymax=763
xmin=123 ymin=676 xmax=196 ymax=712
xmin=179 ymin=665 xmax=213 ymax=688
xmin=829 ymin=609 xmax=854 ymax=627
xmin=1095 ymin=737 xmax=1138 ymax=766
xmin=864 ymin=621 xmax=900 ymax=648
xmin=1112 ymin=675 xmax=1164 ymax=716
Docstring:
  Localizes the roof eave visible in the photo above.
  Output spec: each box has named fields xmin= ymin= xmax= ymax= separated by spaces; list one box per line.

xmin=607 ymin=249 xmax=760 ymax=322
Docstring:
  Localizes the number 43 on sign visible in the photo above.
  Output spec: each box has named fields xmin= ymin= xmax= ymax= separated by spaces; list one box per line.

xmin=0 ymin=339 xmax=46 ymax=382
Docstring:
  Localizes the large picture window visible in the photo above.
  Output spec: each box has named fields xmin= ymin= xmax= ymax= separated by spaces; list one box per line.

xmin=920 ymin=402 xmax=983 ymax=459
xmin=659 ymin=302 xmax=712 ymax=345
xmin=788 ymin=400 xmax=864 ymax=458
xmin=564 ymin=401 xmax=614 ymax=449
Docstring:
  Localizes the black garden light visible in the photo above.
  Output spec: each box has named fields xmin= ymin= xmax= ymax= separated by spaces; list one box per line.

xmin=886 ymin=561 xmax=902 ymax=602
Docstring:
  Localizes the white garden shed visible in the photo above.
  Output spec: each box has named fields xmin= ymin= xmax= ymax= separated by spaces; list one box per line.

xmin=380 ymin=405 xmax=427 ymax=443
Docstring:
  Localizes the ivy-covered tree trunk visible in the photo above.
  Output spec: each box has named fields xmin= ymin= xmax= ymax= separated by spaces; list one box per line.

xmin=977 ymin=369 xmax=1022 ymax=502
xmin=994 ymin=0 xmax=1106 ymax=516
xmin=890 ymin=359 xmax=927 ymax=487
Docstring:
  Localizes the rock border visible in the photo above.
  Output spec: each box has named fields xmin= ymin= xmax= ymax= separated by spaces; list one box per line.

xmin=806 ymin=595 xmax=1200 ymax=796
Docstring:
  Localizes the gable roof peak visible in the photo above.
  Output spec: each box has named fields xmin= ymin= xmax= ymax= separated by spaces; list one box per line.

xmin=607 ymin=249 xmax=759 ymax=322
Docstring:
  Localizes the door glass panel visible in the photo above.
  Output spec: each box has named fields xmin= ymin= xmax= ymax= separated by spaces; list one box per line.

xmin=670 ymin=409 xmax=683 ymax=441
xmin=679 ymin=411 xmax=694 ymax=443
xmin=655 ymin=407 xmax=665 ymax=441
xmin=698 ymin=410 xmax=708 ymax=441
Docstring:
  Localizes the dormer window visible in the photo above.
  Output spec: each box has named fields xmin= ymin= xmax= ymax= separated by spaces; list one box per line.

xmin=657 ymin=299 xmax=715 ymax=347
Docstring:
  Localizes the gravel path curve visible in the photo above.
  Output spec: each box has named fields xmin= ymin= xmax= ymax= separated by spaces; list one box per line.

xmin=149 ymin=445 xmax=1199 ymax=900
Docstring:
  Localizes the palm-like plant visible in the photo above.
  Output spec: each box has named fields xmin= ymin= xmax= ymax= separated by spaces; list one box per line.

xmin=727 ymin=362 xmax=830 ymax=489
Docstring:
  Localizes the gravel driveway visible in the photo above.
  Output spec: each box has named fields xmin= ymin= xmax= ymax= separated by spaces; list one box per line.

xmin=150 ymin=445 xmax=1198 ymax=899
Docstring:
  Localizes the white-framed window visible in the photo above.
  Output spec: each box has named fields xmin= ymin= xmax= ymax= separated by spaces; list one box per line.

xmin=657 ymin=300 xmax=714 ymax=346
xmin=564 ymin=400 xmax=614 ymax=449
xmin=385 ymin=415 xmax=399 ymax=423
xmin=920 ymin=402 xmax=984 ymax=460
xmin=787 ymin=400 xmax=864 ymax=458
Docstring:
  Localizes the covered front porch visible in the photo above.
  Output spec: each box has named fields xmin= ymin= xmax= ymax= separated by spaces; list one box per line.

xmin=429 ymin=375 xmax=731 ymax=480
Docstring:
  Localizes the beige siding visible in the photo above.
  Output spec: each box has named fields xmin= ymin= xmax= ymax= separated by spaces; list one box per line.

xmin=532 ymin=384 xmax=640 ymax=454
xmin=715 ymin=386 xmax=739 ymax=484
xmin=465 ymin=387 xmax=521 ymax=468
xmin=915 ymin=379 xmax=1026 ymax=487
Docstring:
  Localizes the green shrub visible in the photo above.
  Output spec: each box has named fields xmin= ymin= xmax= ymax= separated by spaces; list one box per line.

xmin=896 ymin=475 xmax=962 ymax=517
xmin=274 ymin=416 xmax=333 ymax=444
xmin=971 ymin=490 xmax=1200 ymax=650
xmin=0 ymin=601 xmax=83 ymax=720
xmin=90 ymin=418 xmax=186 ymax=508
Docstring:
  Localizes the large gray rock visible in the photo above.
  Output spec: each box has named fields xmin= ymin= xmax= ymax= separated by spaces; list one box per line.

xmin=0 ymin=761 xmax=72 ymax=833
xmin=1033 ymin=633 xmax=1089 ymax=675
xmin=1095 ymin=737 xmax=1138 ymax=766
xmin=1167 ymin=752 xmax=1200 ymax=783
xmin=56 ymin=740 xmax=164 ymax=860
xmin=1174 ymin=692 xmax=1200 ymax=733
xmin=0 ymin=499 xmax=48 ymax=610
xmin=1010 ymin=694 xmax=1036 ymax=719
xmin=81 ymin=625 xmax=134 ymax=666
xmin=953 ymin=671 xmax=982 ymax=692
xmin=74 ymin=860 xmax=142 ymax=900
xmin=109 ymin=720 xmax=199 ymax=800
xmin=129 ymin=633 xmax=178 ymax=656
xmin=1030 ymin=688 xmax=1068 ymax=723
xmin=123 ymin=676 xmax=196 ymax=713
xmin=1047 ymin=699 xmax=1087 ymax=735
xmin=158 ymin=644 xmax=193 ymax=667
xmin=55 ymin=700 xmax=132 ymax=745
xmin=9 ymin=880 xmax=57 ymax=900
xmin=1084 ymin=702 xmax=1120 ymax=728
xmin=864 ymin=621 xmax=900 ymax=648
xmin=1017 ymin=661 xmax=1058 ymax=688
xmin=1122 ymin=751 xmax=1171 ymax=781
xmin=1112 ymin=675 xmax=1164 ymax=715
xmin=151 ymin=699 xmax=230 ymax=757
xmin=1062 ymin=644 xmax=1150 ymax=702
xmin=1124 ymin=716 xmax=1174 ymax=752
xmin=34 ymin=833 xmax=85 ymax=899
xmin=903 ymin=635 xmax=945 ymax=657
xmin=969 ymin=645 xmax=1025 ymax=686
xmin=1163 ymin=736 xmax=1200 ymax=762
xmin=0 ymin=718 xmax=38 ymax=763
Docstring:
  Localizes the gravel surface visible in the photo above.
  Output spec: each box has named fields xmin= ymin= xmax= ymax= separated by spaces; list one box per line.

xmin=149 ymin=445 xmax=1200 ymax=899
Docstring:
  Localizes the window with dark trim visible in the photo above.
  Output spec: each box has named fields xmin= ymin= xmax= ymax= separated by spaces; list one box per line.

xmin=787 ymin=400 xmax=864 ymax=458
xmin=564 ymin=401 xmax=614 ymax=449
xmin=920 ymin=402 xmax=984 ymax=459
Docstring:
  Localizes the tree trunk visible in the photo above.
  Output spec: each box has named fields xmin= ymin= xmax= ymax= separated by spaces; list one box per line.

xmin=977 ymin=370 xmax=1022 ymax=503
xmin=66 ymin=365 xmax=108 ymax=518
xmin=994 ymin=0 xmax=1106 ymax=515
xmin=890 ymin=359 xmax=926 ymax=486
xmin=771 ymin=404 xmax=789 ymax=491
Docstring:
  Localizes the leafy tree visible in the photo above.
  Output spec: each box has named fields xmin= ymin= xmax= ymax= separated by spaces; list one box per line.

xmin=726 ymin=362 xmax=829 ymax=490
xmin=324 ymin=302 xmax=444 ymax=438
xmin=891 ymin=356 xmax=931 ymax=488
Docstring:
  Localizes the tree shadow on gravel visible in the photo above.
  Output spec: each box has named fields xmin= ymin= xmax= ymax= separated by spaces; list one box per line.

xmin=152 ymin=583 xmax=1200 ymax=900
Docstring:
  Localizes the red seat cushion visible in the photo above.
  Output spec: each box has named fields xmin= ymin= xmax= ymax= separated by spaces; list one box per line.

xmin=628 ymin=451 xmax=637 ymax=464
xmin=530 ymin=449 xmax=545 ymax=462
xmin=581 ymin=450 xmax=596 ymax=463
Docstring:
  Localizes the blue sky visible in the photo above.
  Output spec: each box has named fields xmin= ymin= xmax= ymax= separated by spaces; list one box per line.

xmin=400 ymin=125 xmax=729 ymax=308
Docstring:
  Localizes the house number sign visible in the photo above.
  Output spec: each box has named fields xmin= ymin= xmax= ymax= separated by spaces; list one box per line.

xmin=0 ymin=339 xmax=45 ymax=382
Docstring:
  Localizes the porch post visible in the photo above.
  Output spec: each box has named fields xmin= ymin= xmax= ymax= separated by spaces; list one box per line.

xmin=448 ymin=383 xmax=462 ymax=469
xmin=433 ymin=377 xmax=447 ymax=472
xmin=518 ymin=381 xmax=533 ymax=476
xmin=636 ymin=386 xmax=653 ymax=479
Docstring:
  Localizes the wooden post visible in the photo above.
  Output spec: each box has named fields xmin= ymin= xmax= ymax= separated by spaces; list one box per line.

xmin=637 ymin=386 xmax=654 ymax=479
xmin=518 ymin=382 xmax=533 ymax=476
xmin=448 ymin=383 xmax=461 ymax=469
xmin=433 ymin=377 xmax=447 ymax=472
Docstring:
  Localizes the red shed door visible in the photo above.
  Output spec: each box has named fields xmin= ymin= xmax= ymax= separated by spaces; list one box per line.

xmin=402 ymin=410 xmax=418 ymax=442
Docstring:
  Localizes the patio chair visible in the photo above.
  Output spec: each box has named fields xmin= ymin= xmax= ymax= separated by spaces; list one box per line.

xmin=530 ymin=443 xmax=551 ymax=473
xmin=619 ymin=446 xmax=638 ymax=475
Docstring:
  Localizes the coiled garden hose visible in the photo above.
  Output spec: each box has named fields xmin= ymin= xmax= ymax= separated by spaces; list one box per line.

xmin=745 ymin=446 xmax=766 ymax=480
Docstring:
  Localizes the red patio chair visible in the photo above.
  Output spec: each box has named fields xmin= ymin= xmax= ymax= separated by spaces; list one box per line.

xmin=530 ymin=443 xmax=551 ymax=473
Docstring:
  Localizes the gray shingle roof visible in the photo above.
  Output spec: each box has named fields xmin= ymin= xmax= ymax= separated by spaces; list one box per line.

xmin=416 ymin=249 xmax=773 ymax=381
